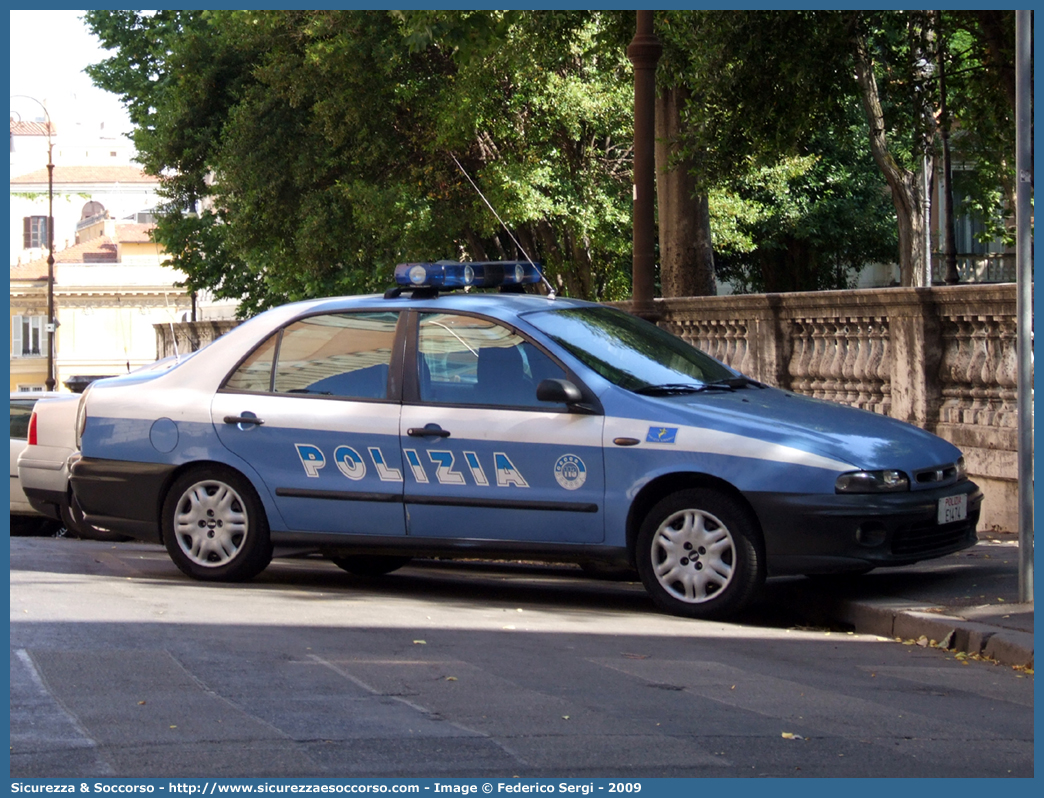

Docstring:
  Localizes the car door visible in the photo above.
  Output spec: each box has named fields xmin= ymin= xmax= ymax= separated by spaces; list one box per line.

xmin=400 ymin=311 xmax=605 ymax=543
xmin=213 ymin=310 xmax=407 ymax=536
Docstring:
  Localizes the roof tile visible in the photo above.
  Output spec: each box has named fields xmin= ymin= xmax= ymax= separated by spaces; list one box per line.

xmin=11 ymin=165 xmax=159 ymax=184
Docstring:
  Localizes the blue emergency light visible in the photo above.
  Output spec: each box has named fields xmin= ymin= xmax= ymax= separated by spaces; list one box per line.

xmin=393 ymin=260 xmax=543 ymax=291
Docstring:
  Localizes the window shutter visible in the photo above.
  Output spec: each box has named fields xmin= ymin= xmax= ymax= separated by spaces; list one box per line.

xmin=23 ymin=217 xmax=31 ymax=249
xmin=12 ymin=316 xmax=23 ymax=356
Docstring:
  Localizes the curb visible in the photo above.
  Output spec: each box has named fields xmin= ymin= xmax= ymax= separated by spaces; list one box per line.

xmin=808 ymin=594 xmax=1034 ymax=668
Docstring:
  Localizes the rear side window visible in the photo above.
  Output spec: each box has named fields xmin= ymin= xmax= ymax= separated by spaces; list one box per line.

xmin=10 ymin=400 xmax=36 ymax=439
xmin=225 ymin=312 xmax=399 ymax=400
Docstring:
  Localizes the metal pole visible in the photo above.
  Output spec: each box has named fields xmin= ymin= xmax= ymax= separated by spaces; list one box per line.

xmin=11 ymin=95 xmax=57 ymax=390
xmin=627 ymin=10 xmax=662 ymax=320
xmin=46 ymin=134 xmax=55 ymax=391
xmin=1015 ymin=10 xmax=1033 ymax=603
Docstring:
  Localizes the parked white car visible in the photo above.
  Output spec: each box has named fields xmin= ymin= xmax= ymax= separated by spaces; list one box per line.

xmin=17 ymin=391 xmax=124 ymax=540
xmin=18 ymin=360 xmax=184 ymax=540
xmin=10 ymin=392 xmax=64 ymax=534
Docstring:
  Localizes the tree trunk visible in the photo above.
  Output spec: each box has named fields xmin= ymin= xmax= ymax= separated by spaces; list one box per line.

xmin=655 ymin=84 xmax=716 ymax=297
xmin=852 ymin=32 xmax=929 ymax=287
xmin=937 ymin=12 xmax=959 ymax=284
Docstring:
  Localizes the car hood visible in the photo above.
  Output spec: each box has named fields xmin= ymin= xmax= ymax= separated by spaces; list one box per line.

xmin=620 ymin=385 xmax=961 ymax=473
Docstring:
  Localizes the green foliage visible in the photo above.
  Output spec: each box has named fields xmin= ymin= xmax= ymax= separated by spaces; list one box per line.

xmin=83 ymin=10 xmax=1017 ymax=307
xmin=659 ymin=11 xmax=898 ymax=292
xmin=85 ymin=10 xmax=637 ymax=315
xmin=658 ymin=9 xmax=1014 ymax=291
xmin=709 ymin=125 xmax=898 ymax=294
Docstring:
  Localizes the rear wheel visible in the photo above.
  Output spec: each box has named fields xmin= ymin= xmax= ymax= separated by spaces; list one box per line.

xmin=636 ymin=488 xmax=764 ymax=620
xmin=328 ymin=554 xmax=412 ymax=577
xmin=162 ymin=466 xmax=272 ymax=581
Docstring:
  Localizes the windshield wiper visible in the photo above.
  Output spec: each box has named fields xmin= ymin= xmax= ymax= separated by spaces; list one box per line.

xmin=634 ymin=377 xmax=765 ymax=396
xmin=634 ymin=383 xmax=717 ymax=395
xmin=703 ymin=376 xmax=766 ymax=390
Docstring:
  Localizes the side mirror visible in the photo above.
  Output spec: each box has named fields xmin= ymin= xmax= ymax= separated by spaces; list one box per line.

xmin=536 ymin=378 xmax=583 ymax=405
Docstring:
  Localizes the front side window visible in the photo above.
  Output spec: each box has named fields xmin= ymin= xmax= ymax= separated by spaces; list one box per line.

xmin=417 ymin=313 xmax=565 ymax=408
xmin=225 ymin=312 xmax=399 ymax=400
xmin=525 ymin=306 xmax=735 ymax=392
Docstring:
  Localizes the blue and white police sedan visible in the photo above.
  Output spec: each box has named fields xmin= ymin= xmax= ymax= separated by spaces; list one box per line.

xmin=69 ymin=261 xmax=981 ymax=619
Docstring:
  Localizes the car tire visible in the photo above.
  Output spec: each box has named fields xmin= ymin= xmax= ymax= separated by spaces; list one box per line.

xmin=162 ymin=466 xmax=272 ymax=582
xmin=327 ymin=554 xmax=412 ymax=577
xmin=636 ymin=488 xmax=765 ymax=620
xmin=60 ymin=493 xmax=132 ymax=542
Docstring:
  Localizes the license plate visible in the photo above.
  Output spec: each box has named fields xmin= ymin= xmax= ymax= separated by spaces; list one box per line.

xmin=938 ymin=493 xmax=967 ymax=525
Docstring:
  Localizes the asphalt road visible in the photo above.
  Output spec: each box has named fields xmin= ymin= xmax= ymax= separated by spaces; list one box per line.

xmin=9 ymin=536 xmax=1034 ymax=778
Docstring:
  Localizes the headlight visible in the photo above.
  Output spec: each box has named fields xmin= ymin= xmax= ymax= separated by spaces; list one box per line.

xmin=835 ymin=469 xmax=909 ymax=494
xmin=955 ymin=456 xmax=967 ymax=482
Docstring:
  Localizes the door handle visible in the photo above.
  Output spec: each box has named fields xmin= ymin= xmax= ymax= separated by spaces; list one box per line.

xmin=224 ymin=415 xmax=264 ymax=427
xmin=407 ymin=423 xmax=451 ymax=438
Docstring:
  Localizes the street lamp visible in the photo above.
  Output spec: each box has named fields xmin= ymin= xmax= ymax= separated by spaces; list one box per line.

xmin=11 ymin=95 xmax=56 ymax=390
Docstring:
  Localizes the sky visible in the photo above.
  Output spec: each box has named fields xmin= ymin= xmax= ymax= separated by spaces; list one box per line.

xmin=9 ymin=9 xmax=133 ymax=140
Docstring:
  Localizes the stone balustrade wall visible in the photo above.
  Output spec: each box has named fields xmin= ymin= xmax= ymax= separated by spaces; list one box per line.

xmin=155 ymin=320 xmax=240 ymax=360
xmin=617 ymin=284 xmax=1028 ymax=533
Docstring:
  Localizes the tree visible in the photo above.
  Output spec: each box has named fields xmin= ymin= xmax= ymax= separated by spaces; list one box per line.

xmin=709 ymin=121 xmax=898 ymax=293
xmin=654 ymin=14 xmax=716 ymax=298
xmin=658 ymin=10 xmax=1018 ymax=290
xmin=663 ymin=11 xmax=899 ymax=291
xmin=85 ymin=10 xmax=638 ymax=314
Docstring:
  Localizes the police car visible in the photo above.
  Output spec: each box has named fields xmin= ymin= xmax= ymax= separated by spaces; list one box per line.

xmin=69 ymin=261 xmax=982 ymax=619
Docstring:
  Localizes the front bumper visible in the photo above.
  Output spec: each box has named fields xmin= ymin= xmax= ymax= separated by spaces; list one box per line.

xmin=748 ymin=480 xmax=983 ymax=576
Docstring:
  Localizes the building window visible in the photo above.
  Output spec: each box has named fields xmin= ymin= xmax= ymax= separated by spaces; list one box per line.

xmin=11 ymin=315 xmax=46 ymax=357
xmin=22 ymin=216 xmax=49 ymax=249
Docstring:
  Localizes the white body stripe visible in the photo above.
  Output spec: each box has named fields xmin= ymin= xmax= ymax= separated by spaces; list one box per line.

xmin=400 ymin=407 xmax=603 ymax=446
xmin=604 ymin=417 xmax=854 ymax=472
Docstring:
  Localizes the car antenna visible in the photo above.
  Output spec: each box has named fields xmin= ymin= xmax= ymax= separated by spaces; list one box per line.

xmin=451 ymin=153 xmax=556 ymax=300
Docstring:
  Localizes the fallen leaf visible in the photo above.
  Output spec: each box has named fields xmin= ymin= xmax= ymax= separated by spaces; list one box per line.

xmin=445 ymin=676 xmax=457 ymax=681
xmin=562 ymin=715 xmax=570 ymax=720
xmin=413 ymin=640 xmax=426 ymax=645
xmin=138 ymin=701 xmax=146 ymax=706
xmin=782 ymin=732 xmax=795 ymax=739
xmin=916 ymin=636 xmax=929 ymax=647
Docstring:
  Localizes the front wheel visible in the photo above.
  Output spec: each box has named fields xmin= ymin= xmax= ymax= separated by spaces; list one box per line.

xmin=162 ymin=466 xmax=272 ymax=581
xmin=636 ymin=489 xmax=764 ymax=620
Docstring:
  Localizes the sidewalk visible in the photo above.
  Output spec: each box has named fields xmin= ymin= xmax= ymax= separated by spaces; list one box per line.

xmin=787 ymin=532 xmax=1034 ymax=668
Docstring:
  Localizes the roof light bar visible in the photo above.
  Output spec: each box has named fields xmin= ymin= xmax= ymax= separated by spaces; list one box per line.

xmin=394 ymin=260 xmax=542 ymax=291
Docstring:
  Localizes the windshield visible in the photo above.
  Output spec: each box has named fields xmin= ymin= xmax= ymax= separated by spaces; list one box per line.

xmin=524 ymin=306 xmax=736 ymax=392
